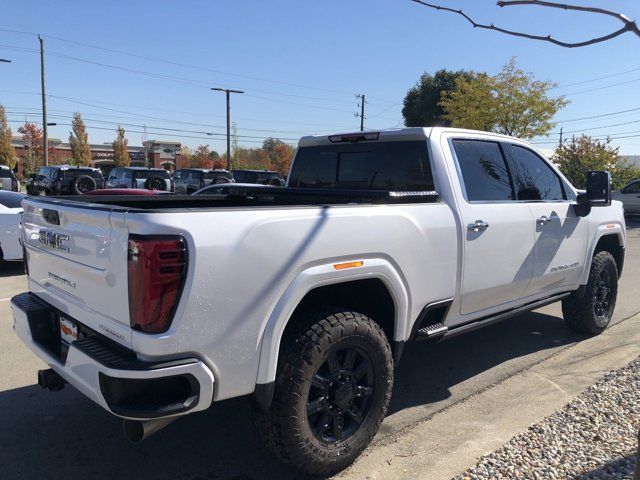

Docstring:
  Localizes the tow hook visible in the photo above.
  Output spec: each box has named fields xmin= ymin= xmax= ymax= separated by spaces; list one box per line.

xmin=37 ymin=368 xmax=66 ymax=391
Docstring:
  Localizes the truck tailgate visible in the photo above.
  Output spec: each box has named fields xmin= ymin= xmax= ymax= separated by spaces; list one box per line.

xmin=21 ymin=199 xmax=132 ymax=348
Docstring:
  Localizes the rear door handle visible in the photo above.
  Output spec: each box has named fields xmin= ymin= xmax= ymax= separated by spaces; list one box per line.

xmin=537 ymin=216 xmax=552 ymax=225
xmin=468 ymin=220 xmax=490 ymax=232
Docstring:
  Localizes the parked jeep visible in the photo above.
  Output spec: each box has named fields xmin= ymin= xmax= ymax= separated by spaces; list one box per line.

xmin=173 ymin=168 xmax=234 ymax=194
xmin=28 ymin=165 xmax=104 ymax=196
xmin=106 ymin=167 xmax=174 ymax=192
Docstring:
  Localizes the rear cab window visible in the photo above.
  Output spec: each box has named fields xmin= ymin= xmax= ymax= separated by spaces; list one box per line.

xmin=288 ymin=140 xmax=434 ymax=191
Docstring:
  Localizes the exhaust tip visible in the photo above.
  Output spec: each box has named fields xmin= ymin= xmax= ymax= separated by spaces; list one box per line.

xmin=122 ymin=417 xmax=179 ymax=443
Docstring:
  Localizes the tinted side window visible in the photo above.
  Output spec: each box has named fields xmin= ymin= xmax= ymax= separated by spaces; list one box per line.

xmin=504 ymin=144 xmax=565 ymax=201
xmin=452 ymin=140 xmax=513 ymax=201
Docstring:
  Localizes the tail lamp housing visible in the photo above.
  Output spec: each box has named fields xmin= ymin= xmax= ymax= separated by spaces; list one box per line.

xmin=127 ymin=235 xmax=188 ymax=334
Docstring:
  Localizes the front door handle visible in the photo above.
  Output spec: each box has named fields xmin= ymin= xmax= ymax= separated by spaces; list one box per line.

xmin=537 ymin=215 xmax=552 ymax=225
xmin=468 ymin=220 xmax=490 ymax=232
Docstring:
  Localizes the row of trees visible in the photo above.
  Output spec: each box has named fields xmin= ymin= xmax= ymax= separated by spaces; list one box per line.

xmin=0 ymin=106 xmax=294 ymax=176
xmin=181 ymin=137 xmax=295 ymax=173
xmin=0 ymin=106 xmax=133 ymax=174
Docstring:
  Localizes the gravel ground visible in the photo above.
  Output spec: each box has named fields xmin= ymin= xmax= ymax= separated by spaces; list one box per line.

xmin=454 ymin=355 xmax=640 ymax=480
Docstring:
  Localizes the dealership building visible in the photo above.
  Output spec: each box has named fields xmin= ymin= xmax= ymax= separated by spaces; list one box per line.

xmin=10 ymin=137 xmax=184 ymax=175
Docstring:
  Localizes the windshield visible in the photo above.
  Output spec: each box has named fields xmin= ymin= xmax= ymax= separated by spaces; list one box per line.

xmin=0 ymin=169 xmax=13 ymax=178
xmin=288 ymin=140 xmax=434 ymax=191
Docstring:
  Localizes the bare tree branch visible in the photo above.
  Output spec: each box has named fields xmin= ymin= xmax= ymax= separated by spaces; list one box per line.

xmin=410 ymin=0 xmax=640 ymax=48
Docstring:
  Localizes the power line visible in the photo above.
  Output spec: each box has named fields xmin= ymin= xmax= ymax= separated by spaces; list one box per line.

xmin=0 ymin=40 xmax=394 ymax=107
xmin=552 ymin=66 xmax=640 ymax=90
xmin=554 ymin=106 xmax=640 ymax=124
xmin=0 ymin=90 xmax=359 ymax=129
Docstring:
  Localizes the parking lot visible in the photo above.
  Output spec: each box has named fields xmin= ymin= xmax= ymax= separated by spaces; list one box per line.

xmin=1 ymin=219 xmax=639 ymax=480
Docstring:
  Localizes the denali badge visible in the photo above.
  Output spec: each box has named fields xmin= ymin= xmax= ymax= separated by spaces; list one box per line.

xmin=39 ymin=229 xmax=70 ymax=252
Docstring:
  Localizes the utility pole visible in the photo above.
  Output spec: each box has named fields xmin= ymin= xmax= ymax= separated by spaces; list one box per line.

xmin=211 ymin=87 xmax=244 ymax=171
xmin=355 ymin=94 xmax=366 ymax=131
xmin=38 ymin=35 xmax=49 ymax=166
xmin=559 ymin=127 xmax=563 ymax=146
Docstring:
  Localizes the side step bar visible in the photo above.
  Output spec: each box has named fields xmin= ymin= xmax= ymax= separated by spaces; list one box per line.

xmin=443 ymin=292 xmax=571 ymax=340
xmin=415 ymin=323 xmax=448 ymax=341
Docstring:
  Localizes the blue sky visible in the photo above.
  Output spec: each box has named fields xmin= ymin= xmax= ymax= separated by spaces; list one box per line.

xmin=1 ymin=0 xmax=639 ymax=154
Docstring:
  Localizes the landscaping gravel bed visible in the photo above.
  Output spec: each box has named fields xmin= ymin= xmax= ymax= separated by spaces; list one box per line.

xmin=454 ymin=355 xmax=640 ymax=480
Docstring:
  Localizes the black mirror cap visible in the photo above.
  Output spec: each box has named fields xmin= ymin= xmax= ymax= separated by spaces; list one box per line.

xmin=586 ymin=170 xmax=611 ymax=207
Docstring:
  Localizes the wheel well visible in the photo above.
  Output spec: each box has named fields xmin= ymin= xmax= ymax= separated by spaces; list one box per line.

xmin=286 ymin=278 xmax=396 ymax=350
xmin=594 ymin=234 xmax=624 ymax=277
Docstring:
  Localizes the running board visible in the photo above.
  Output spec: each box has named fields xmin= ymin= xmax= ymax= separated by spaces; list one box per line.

xmin=414 ymin=322 xmax=448 ymax=341
xmin=443 ymin=292 xmax=572 ymax=341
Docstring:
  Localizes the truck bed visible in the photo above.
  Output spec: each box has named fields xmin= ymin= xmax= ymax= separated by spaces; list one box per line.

xmin=36 ymin=186 xmax=439 ymax=211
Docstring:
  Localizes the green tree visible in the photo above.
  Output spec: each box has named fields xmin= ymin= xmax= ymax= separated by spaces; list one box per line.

xmin=402 ymin=69 xmax=475 ymax=127
xmin=440 ymin=58 xmax=568 ymax=138
xmin=555 ymin=135 xmax=639 ymax=190
xmin=0 ymin=105 xmax=16 ymax=169
xmin=112 ymin=126 xmax=130 ymax=167
xmin=68 ymin=112 xmax=92 ymax=166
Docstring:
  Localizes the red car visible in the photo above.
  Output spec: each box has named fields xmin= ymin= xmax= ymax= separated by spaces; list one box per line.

xmin=83 ymin=189 xmax=171 ymax=196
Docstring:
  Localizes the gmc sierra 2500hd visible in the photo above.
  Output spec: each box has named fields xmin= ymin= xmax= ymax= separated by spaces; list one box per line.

xmin=12 ymin=127 xmax=625 ymax=476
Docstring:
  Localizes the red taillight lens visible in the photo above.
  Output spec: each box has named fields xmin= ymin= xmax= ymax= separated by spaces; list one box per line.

xmin=127 ymin=235 xmax=187 ymax=334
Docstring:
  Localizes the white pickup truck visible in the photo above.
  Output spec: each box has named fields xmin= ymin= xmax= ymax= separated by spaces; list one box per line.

xmin=12 ymin=127 xmax=625 ymax=476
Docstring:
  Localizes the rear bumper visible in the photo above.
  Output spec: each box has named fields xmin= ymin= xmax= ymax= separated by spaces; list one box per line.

xmin=11 ymin=292 xmax=215 ymax=420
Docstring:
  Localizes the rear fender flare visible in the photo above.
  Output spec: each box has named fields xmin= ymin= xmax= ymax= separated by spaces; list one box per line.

xmin=255 ymin=258 xmax=410 ymax=387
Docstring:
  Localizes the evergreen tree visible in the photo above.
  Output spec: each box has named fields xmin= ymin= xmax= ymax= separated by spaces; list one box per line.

xmin=68 ymin=112 xmax=92 ymax=166
xmin=112 ymin=126 xmax=130 ymax=167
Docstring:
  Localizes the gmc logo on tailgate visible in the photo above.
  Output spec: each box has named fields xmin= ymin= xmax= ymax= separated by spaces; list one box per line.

xmin=38 ymin=229 xmax=70 ymax=252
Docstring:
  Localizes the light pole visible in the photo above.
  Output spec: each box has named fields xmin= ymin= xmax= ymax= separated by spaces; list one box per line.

xmin=38 ymin=35 xmax=49 ymax=166
xmin=211 ymin=87 xmax=244 ymax=171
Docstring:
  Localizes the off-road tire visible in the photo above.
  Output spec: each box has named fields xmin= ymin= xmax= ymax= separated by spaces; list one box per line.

xmin=72 ymin=175 xmax=97 ymax=195
xmin=562 ymin=250 xmax=618 ymax=335
xmin=253 ymin=308 xmax=394 ymax=476
xmin=144 ymin=176 xmax=167 ymax=191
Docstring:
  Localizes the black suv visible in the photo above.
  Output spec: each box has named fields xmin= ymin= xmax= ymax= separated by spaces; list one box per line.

xmin=232 ymin=169 xmax=285 ymax=186
xmin=28 ymin=165 xmax=104 ymax=196
xmin=106 ymin=167 xmax=174 ymax=191
xmin=173 ymin=169 xmax=234 ymax=194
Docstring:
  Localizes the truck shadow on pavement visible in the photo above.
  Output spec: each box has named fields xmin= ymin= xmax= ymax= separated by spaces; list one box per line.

xmin=0 ymin=262 xmax=24 ymax=278
xmin=0 ymin=311 xmax=584 ymax=480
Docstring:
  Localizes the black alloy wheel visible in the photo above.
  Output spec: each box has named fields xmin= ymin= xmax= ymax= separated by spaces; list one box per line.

xmin=306 ymin=345 xmax=374 ymax=443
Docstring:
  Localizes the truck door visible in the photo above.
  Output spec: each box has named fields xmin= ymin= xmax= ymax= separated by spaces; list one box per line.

xmin=501 ymin=143 xmax=588 ymax=295
xmin=450 ymin=139 xmax=536 ymax=315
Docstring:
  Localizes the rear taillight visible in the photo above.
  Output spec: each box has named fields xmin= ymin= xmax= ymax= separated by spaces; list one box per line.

xmin=127 ymin=235 xmax=188 ymax=334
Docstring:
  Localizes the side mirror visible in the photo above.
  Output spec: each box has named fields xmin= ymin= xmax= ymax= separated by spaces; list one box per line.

xmin=586 ymin=170 xmax=611 ymax=206
xmin=574 ymin=170 xmax=611 ymax=217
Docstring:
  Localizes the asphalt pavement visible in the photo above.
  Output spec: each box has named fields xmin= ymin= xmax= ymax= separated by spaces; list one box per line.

xmin=1 ymin=219 xmax=639 ymax=480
